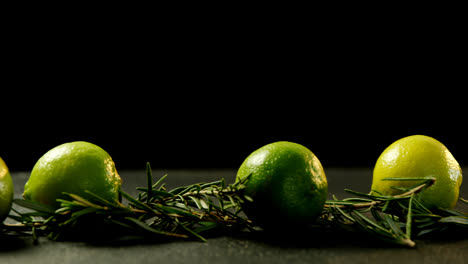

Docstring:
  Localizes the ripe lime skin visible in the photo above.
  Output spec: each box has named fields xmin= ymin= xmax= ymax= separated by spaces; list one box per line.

xmin=0 ymin=157 xmax=14 ymax=222
xmin=24 ymin=141 xmax=122 ymax=208
xmin=236 ymin=141 xmax=328 ymax=229
xmin=372 ymin=135 xmax=463 ymax=209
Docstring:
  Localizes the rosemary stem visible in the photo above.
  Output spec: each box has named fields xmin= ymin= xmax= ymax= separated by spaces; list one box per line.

xmin=324 ymin=201 xmax=379 ymax=209
xmin=393 ymin=178 xmax=435 ymax=198
xmin=3 ymin=222 xmax=43 ymax=228
xmin=325 ymin=178 xmax=435 ymax=209
xmin=401 ymin=238 xmax=416 ymax=248
xmin=181 ymin=189 xmax=238 ymax=199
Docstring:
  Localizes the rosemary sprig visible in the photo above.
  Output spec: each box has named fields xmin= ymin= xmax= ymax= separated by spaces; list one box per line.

xmin=323 ymin=177 xmax=468 ymax=247
xmin=5 ymin=163 xmax=254 ymax=242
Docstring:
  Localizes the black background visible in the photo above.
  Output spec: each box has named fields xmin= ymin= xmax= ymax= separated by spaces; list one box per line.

xmin=2 ymin=57 xmax=465 ymax=172
xmin=1 ymin=9 xmax=467 ymax=264
xmin=2 ymin=12 xmax=465 ymax=172
xmin=1 ymin=119 xmax=467 ymax=172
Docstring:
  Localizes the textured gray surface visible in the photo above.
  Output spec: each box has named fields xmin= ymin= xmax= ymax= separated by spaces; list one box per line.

xmin=1 ymin=169 xmax=467 ymax=264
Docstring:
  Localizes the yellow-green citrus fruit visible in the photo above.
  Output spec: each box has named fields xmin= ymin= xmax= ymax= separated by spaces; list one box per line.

xmin=0 ymin=157 xmax=14 ymax=222
xmin=372 ymin=135 xmax=462 ymax=209
xmin=236 ymin=141 xmax=328 ymax=228
xmin=24 ymin=141 xmax=122 ymax=208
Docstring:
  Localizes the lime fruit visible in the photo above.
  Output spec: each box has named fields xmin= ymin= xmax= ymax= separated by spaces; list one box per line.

xmin=236 ymin=141 xmax=328 ymax=228
xmin=0 ymin=157 xmax=14 ymax=222
xmin=24 ymin=141 xmax=122 ymax=208
xmin=372 ymin=135 xmax=462 ymax=209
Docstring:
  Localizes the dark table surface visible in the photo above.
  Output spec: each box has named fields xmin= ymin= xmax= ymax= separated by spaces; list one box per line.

xmin=1 ymin=168 xmax=467 ymax=264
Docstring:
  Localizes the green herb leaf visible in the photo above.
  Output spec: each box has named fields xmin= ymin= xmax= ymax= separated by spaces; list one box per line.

xmin=439 ymin=216 xmax=468 ymax=226
xmin=13 ymin=199 xmax=56 ymax=214
xmin=125 ymin=217 xmax=188 ymax=238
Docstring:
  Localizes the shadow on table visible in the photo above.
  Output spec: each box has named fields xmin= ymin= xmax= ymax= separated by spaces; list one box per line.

xmin=0 ymin=234 xmax=31 ymax=252
xmin=227 ymin=229 xmax=399 ymax=249
xmin=2 ymin=225 xmax=466 ymax=250
xmin=233 ymin=227 xmax=468 ymax=250
xmin=80 ymin=228 xmax=401 ymax=249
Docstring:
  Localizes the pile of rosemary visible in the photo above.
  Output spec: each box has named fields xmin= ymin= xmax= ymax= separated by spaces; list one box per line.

xmin=2 ymin=163 xmax=467 ymax=247
xmin=5 ymin=163 xmax=254 ymax=243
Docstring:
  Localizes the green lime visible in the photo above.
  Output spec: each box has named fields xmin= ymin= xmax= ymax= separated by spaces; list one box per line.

xmin=236 ymin=141 xmax=328 ymax=228
xmin=372 ymin=135 xmax=463 ymax=209
xmin=23 ymin=141 xmax=122 ymax=208
xmin=0 ymin=157 xmax=14 ymax=222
